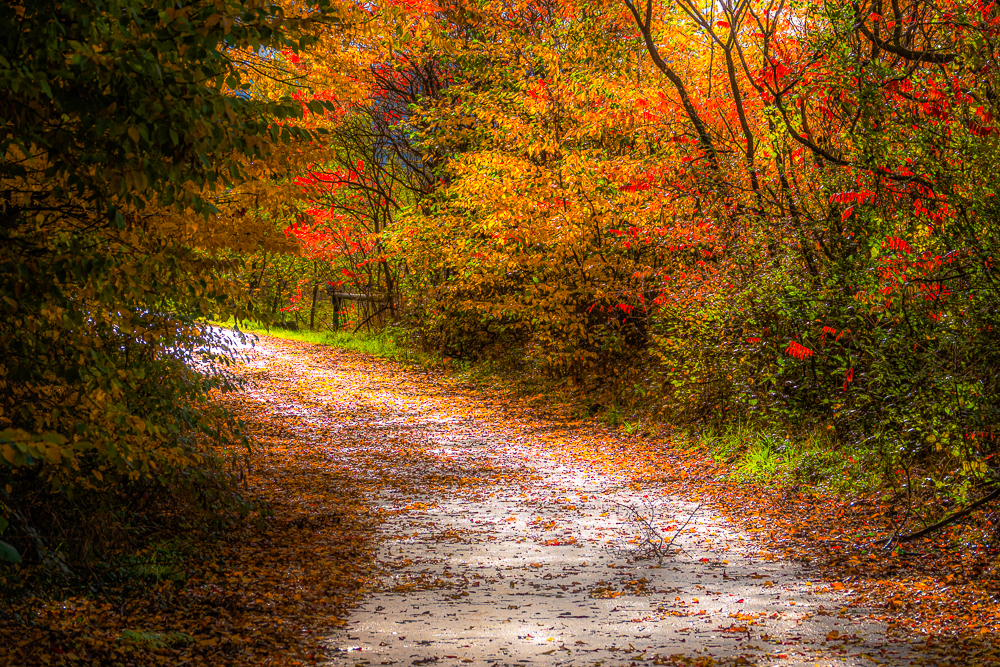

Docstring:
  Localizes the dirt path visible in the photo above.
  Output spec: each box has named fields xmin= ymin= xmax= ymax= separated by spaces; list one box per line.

xmin=236 ymin=337 xmax=924 ymax=667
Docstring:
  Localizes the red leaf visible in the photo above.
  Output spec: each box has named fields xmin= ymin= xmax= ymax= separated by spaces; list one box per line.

xmin=841 ymin=206 xmax=854 ymax=221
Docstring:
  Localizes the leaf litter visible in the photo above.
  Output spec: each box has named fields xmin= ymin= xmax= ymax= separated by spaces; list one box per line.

xmin=4 ymin=335 xmax=998 ymax=666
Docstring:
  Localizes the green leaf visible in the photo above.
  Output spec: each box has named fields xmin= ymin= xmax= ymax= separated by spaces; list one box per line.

xmin=0 ymin=540 xmax=21 ymax=564
xmin=41 ymin=432 xmax=67 ymax=446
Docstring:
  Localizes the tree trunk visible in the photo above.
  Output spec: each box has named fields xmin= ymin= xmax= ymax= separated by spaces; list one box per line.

xmin=332 ymin=295 xmax=341 ymax=330
xmin=310 ymin=280 xmax=320 ymax=331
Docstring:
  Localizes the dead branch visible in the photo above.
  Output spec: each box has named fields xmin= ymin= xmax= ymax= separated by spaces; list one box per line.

xmin=875 ymin=486 xmax=1000 ymax=547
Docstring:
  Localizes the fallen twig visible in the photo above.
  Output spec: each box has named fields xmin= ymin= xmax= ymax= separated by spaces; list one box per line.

xmin=662 ymin=503 xmax=703 ymax=557
xmin=610 ymin=499 xmax=702 ymax=564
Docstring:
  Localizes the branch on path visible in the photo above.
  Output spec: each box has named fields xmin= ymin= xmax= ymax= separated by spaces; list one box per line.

xmin=661 ymin=503 xmax=703 ymax=560
xmin=611 ymin=499 xmax=702 ymax=564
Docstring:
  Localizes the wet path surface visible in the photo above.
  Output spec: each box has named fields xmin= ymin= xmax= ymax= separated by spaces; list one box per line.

xmin=237 ymin=338 xmax=921 ymax=667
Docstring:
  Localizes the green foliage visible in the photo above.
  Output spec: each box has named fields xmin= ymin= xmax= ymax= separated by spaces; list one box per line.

xmin=0 ymin=0 xmax=335 ymax=566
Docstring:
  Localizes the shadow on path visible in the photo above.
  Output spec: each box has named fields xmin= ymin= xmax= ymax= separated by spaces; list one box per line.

xmin=238 ymin=338 xmax=923 ymax=667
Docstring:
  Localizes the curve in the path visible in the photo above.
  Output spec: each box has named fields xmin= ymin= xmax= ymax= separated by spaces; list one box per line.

xmin=241 ymin=339 xmax=921 ymax=667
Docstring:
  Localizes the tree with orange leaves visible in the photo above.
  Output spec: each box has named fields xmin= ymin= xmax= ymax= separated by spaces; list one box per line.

xmin=231 ymin=0 xmax=1000 ymax=514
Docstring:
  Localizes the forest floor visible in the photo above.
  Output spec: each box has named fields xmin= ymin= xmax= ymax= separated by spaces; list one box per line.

xmin=227 ymin=336 xmax=997 ymax=666
xmin=4 ymin=335 xmax=1000 ymax=666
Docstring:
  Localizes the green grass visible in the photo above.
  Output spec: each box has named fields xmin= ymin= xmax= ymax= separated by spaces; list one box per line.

xmin=698 ymin=421 xmax=814 ymax=483
xmin=690 ymin=419 xmax=887 ymax=493
xmin=215 ymin=319 xmax=411 ymax=361
xmin=698 ymin=423 xmax=792 ymax=482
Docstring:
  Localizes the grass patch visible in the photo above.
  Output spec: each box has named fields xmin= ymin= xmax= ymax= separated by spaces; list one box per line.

xmin=320 ymin=328 xmax=409 ymax=359
xmin=97 ymin=539 xmax=190 ymax=588
xmin=690 ymin=419 xmax=887 ymax=494
xmin=697 ymin=423 xmax=794 ymax=482
xmin=733 ymin=436 xmax=785 ymax=479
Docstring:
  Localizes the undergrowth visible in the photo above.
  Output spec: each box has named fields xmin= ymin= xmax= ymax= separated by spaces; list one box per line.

xmin=0 ymin=478 xmax=252 ymax=607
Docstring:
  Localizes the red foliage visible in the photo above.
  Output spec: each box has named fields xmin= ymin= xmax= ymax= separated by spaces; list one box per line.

xmin=785 ymin=341 xmax=814 ymax=361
